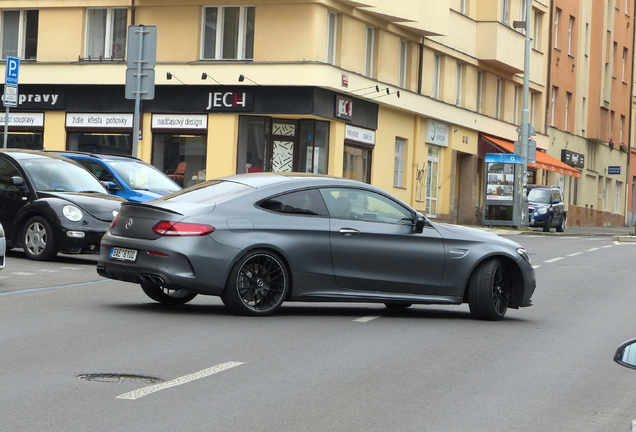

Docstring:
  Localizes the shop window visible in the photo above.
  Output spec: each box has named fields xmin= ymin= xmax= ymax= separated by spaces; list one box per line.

xmin=5 ymin=132 xmax=43 ymax=150
xmin=394 ymin=137 xmax=405 ymax=188
xmin=237 ymin=116 xmax=329 ymax=174
xmin=1 ymin=10 xmax=38 ymax=60
xmin=152 ymin=134 xmax=207 ymax=187
xmin=343 ymin=144 xmax=371 ymax=184
xmin=202 ymin=6 xmax=255 ymax=60
xmin=68 ymin=133 xmax=132 ymax=155
xmin=85 ymin=8 xmax=127 ymax=59
xmin=426 ymin=146 xmax=439 ymax=217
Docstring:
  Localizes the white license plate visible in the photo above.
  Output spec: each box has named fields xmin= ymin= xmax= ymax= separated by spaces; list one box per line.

xmin=110 ymin=247 xmax=138 ymax=262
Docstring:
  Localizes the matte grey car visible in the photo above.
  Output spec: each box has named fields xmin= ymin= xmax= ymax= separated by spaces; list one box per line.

xmin=97 ymin=173 xmax=536 ymax=320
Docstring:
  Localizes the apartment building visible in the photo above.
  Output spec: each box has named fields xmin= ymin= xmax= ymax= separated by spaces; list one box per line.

xmin=547 ymin=0 xmax=634 ymax=227
xmin=2 ymin=0 xmax=566 ymax=225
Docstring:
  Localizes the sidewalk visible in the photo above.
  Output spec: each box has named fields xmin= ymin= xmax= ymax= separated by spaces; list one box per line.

xmin=472 ymin=224 xmax=636 ymax=237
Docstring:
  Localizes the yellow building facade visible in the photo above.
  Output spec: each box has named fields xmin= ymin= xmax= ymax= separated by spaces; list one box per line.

xmin=3 ymin=0 xmax=556 ymax=225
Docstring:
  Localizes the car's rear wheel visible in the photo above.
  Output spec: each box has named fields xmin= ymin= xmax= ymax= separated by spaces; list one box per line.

xmin=556 ymin=215 xmax=566 ymax=232
xmin=140 ymin=283 xmax=198 ymax=305
xmin=467 ymin=258 xmax=510 ymax=321
xmin=384 ymin=303 xmax=412 ymax=310
xmin=222 ymin=250 xmax=289 ymax=316
xmin=542 ymin=214 xmax=552 ymax=232
xmin=23 ymin=216 xmax=57 ymax=261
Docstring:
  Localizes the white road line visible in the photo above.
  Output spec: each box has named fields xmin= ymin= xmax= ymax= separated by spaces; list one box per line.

xmin=354 ymin=316 xmax=381 ymax=323
xmin=602 ymin=245 xmax=614 ymax=248
xmin=532 ymin=265 xmax=541 ymax=269
xmin=587 ymin=247 xmax=600 ymax=252
xmin=11 ymin=272 xmax=35 ymax=276
xmin=544 ymin=257 xmax=564 ymax=263
xmin=37 ymin=269 xmax=59 ymax=273
xmin=116 ymin=362 xmax=244 ymax=400
xmin=567 ymin=252 xmax=584 ymax=257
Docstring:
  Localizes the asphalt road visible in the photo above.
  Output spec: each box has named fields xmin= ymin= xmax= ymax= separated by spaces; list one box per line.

xmin=2 ymin=235 xmax=636 ymax=432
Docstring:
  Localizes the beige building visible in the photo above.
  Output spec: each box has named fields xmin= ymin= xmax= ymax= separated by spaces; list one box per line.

xmin=2 ymin=0 xmax=571 ymax=226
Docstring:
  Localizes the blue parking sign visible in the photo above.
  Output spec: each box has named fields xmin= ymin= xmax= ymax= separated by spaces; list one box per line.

xmin=5 ymin=56 xmax=19 ymax=86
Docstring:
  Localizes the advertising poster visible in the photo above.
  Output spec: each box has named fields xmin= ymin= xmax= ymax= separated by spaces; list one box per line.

xmin=486 ymin=162 xmax=514 ymax=201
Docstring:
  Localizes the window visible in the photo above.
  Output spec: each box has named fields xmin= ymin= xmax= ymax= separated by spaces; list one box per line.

xmin=495 ymin=79 xmax=503 ymax=119
xmin=565 ymin=92 xmax=572 ymax=131
xmin=202 ymin=6 xmax=255 ymax=60
xmin=530 ymin=92 xmax=537 ymax=125
xmin=68 ymin=133 xmax=132 ymax=156
xmin=623 ymin=47 xmax=628 ymax=82
xmin=259 ymin=189 xmax=329 ymax=216
xmin=343 ymin=144 xmax=371 ymax=184
xmin=364 ymin=26 xmax=374 ymax=77
xmin=455 ymin=62 xmax=463 ymax=106
xmin=152 ymin=134 xmax=207 ymax=188
xmin=587 ymin=139 xmax=597 ymax=171
xmin=432 ymin=53 xmax=441 ymax=99
xmin=459 ymin=0 xmax=468 ymax=15
xmin=327 ymin=11 xmax=337 ymax=65
xmin=568 ymin=16 xmax=574 ymax=55
xmin=554 ymin=8 xmax=561 ymax=49
xmin=476 ymin=71 xmax=484 ymax=113
xmin=399 ymin=40 xmax=408 ymax=88
xmin=533 ymin=10 xmax=541 ymax=50
xmin=86 ymin=8 xmax=127 ymax=59
xmin=321 ymin=188 xmax=413 ymax=224
xmin=502 ymin=0 xmax=509 ymax=24
xmin=1 ymin=10 xmax=38 ymax=60
xmin=520 ymin=0 xmax=528 ymax=22
xmin=426 ymin=146 xmax=439 ymax=217
xmin=615 ymin=182 xmax=622 ymax=214
xmin=620 ymin=115 xmax=625 ymax=144
xmin=394 ymin=137 xmax=405 ymax=188
xmin=513 ymin=86 xmax=520 ymax=124
xmin=550 ymin=86 xmax=558 ymax=126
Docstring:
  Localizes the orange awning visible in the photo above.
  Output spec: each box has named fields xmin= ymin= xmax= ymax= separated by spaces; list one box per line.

xmin=483 ymin=136 xmax=581 ymax=178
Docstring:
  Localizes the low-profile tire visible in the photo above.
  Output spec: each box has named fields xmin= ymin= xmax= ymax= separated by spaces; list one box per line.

xmin=23 ymin=216 xmax=57 ymax=261
xmin=222 ymin=250 xmax=289 ymax=316
xmin=140 ymin=283 xmax=197 ymax=305
xmin=542 ymin=214 xmax=553 ymax=232
xmin=467 ymin=258 xmax=510 ymax=321
xmin=556 ymin=215 xmax=566 ymax=233
xmin=384 ymin=303 xmax=412 ymax=310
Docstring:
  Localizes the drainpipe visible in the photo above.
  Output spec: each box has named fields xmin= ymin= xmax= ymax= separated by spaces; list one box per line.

xmin=627 ymin=0 xmax=636 ymax=228
xmin=131 ymin=0 xmax=136 ymax=25
xmin=417 ymin=37 xmax=424 ymax=95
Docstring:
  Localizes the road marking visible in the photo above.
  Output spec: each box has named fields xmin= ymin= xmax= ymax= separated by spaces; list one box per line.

xmin=354 ymin=316 xmax=381 ymax=323
xmin=11 ymin=272 xmax=35 ymax=276
xmin=59 ymin=267 xmax=83 ymax=271
xmin=586 ymin=247 xmax=600 ymax=252
xmin=116 ymin=362 xmax=245 ymax=400
xmin=544 ymin=257 xmax=564 ymax=263
xmin=0 ymin=280 xmax=111 ymax=296
xmin=602 ymin=245 xmax=613 ymax=248
xmin=37 ymin=269 xmax=59 ymax=273
xmin=567 ymin=252 xmax=584 ymax=257
xmin=532 ymin=265 xmax=541 ymax=269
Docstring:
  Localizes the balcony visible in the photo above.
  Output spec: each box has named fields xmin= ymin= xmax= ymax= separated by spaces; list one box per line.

xmin=476 ymin=21 xmax=524 ymax=74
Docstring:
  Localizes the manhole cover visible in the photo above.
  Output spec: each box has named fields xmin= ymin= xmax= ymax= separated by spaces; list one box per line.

xmin=78 ymin=373 xmax=163 ymax=384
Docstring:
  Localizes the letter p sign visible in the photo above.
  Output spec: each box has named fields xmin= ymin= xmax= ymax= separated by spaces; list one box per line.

xmin=5 ymin=56 xmax=19 ymax=86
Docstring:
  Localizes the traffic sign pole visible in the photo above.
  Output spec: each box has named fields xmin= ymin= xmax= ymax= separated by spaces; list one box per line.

xmin=3 ymin=56 xmax=20 ymax=148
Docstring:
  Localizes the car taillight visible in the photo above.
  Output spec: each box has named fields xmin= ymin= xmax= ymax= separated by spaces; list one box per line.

xmin=109 ymin=214 xmax=119 ymax=230
xmin=152 ymin=220 xmax=215 ymax=236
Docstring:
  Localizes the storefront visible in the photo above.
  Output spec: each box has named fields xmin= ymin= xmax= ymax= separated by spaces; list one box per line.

xmin=0 ymin=112 xmax=44 ymax=149
xmin=65 ymin=113 xmax=133 ymax=155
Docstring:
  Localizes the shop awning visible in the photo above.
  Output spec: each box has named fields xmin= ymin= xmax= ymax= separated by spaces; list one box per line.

xmin=482 ymin=136 xmax=581 ymax=178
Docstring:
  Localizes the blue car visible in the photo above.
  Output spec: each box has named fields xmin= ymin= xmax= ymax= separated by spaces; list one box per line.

xmin=55 ymin=152 xmax=181 ymax=203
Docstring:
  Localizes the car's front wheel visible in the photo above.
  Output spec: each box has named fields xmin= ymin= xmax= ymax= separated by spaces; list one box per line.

xmin=556 ymin=215 xmax=566 ymax=232
xmin=542 ymin=214 xmax=553 ymax=232
xmin=140 ymin=283 xmax=198 ymax=305
xmin=23 ymin=216 xmax=57 ymax=261
xmin=467 ymin=258 xmax=510 ymax=321
xmin=222 ymin=250 xmax=289 ymax=316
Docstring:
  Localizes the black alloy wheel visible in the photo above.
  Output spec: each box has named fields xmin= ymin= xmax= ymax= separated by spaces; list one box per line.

xmin=140 ymin=283 xmax=198 ymax=305
xmin=543 ymin=214 xmax=553 ymax=232
xmin=222 ymin=250 xmax=289 ymax=316
xmin=467 ymin=258 xmax=511 ymax=321
xmin=23 ymin=216 xmax=58 ymax=261
xmin=556 ymin=215 xmax=566 ymax=232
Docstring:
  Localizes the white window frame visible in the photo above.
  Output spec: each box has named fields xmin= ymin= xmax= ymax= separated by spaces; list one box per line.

xmin=513 ymin=86 xmax=520 ymax=124
xmin=459 ymin=0 xmax=467 ymax=15
xmin=455 ymin=62 xmax=463 ymax=106
xmin=394 ymin=137 xmax=406 ymax=188
xmin=620 ymin=115 xmax=625 ymax=143
xmin=554 ymin=8 xmax=561 ymax=49
xmin=565 ymin=91 xmax=571 ymax=131
xmin=327 ymin=11 xmax=337 ymax=65
xmin=615 ymin=182 xmax=622 ymax=214
xmin=398 ymin=39 xmax=408 ymax=88
xmin=623 ymin=47 xmax=628 ymax=82
xmin=533 ymin=10 xmax=540 ymax=50
xmin=426 ymin=146 xmax=439 ymax=218
xmin=495 ymin=78 xmax=503 ymax=119
xmin=201 ymin=6 xmax=255 ymax=60
xmin=1 ymin=9 xmax=38 ymax=60
xmin=85 ymin=8 xmax=127 ymax=59
xmin=568 ymin=15 xmax=574 ymax=55
xmin=550 ymin=86 xmax=558 ymax=126
xmin=432 ymin=53 xmax=441 ymax=99
xmin=520 ymin=0 xmax=527 ymax=22
xmin=502 ymin=0 xmax=509 ymax=24
xmin=364 ymin=26 xmax=374 ymax=77
xmin=476 ymin=71 xmax=483 ymax=113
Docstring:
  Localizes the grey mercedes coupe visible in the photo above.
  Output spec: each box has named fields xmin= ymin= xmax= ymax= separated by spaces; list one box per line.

xmin=97 ymin=173 xmax=536 ymax=320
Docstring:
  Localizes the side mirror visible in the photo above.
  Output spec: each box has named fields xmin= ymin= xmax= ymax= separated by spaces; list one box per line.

xmin=552 ymin=199 xmax=560 ymax=205
xmin=10 ymin=176 xmax=29 ymax=193
xmin=414 ymin=212 xmax=427 ymax=234
xmin=101 ymin=181 xmax=121 ymax=192
xmin=614 ymin=339 xmax=636 ymax=370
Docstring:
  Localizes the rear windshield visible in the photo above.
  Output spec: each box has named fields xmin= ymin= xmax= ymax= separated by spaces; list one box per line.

xmin=157 ymin=180 xmax=252 ymax=204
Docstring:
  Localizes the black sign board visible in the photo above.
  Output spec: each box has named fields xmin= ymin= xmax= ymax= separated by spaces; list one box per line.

xmin=561 ymin=149 xmax=585 ymax=169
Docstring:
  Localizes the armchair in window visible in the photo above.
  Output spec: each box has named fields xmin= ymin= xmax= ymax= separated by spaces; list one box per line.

xmin=166 ymin=162 xmax=187 ymax=186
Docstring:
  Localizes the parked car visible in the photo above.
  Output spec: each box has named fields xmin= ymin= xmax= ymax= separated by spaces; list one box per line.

xmin=527 ymin=185 xmax=567 ymax=232
xmin=0 ymin=223 xmax=5 ymax=270
xmin=54 ymin=151 xmax=181 ymax=202
xmin=97 ymin=173 xmax=536 ymax=320
xmin=0 ymin=149 xmax=126 ymax=261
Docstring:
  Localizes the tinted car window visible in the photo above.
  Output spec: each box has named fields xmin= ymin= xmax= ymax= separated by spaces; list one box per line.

xmin=259 ymin=189 xmax=328 ymax=216
xmin=159 ymin=180 xmax=252 ymax=204
xmin=0 ymin=159 xmax=21 ymax=190
xmin=321 ymin=188 xmax=413 ymax=224
xmin=23 ymin=159 xmax=108 ymax=193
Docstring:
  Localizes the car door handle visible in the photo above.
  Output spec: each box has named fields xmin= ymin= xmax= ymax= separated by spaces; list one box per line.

xmin=339 ymin=228 xmax=359 ymax=236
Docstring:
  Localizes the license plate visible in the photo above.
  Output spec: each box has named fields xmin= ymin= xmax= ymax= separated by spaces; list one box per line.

xmin=110 ymin=247 xmax=138 ymax=262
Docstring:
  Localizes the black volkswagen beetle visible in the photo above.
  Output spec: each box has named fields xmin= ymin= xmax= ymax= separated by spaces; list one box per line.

xmin=0 ymin=149 xmax=126 ymax=260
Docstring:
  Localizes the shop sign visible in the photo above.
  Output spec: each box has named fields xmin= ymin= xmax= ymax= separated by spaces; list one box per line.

xmin=204 ymin=90 xmax=253 ymax=111
xmin=426 ymin=119 xmax=449 ymax=147
xmin=66 ymin=113 xmax=134 ymax=129
xmin=345 ymin=125 xmax=375 ymax=146
xmin=16 ymin=90 xmax=64 ymax=109
xmin=152 ymin=114 xmax=207 ymax=129
xmin=561 ymin=149 xmax=585 ymax=169
xmin=0 ymin=112 xmax=44 ymax=127
xmin=335 ymin=95 xmax=353 ymax=120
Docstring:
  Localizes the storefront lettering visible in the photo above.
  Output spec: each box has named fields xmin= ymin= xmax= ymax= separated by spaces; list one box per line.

xmin=18 ymin=93 xmax=58 ymax=105
xmin=205 ymin=92 xmax=247 ymax=110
